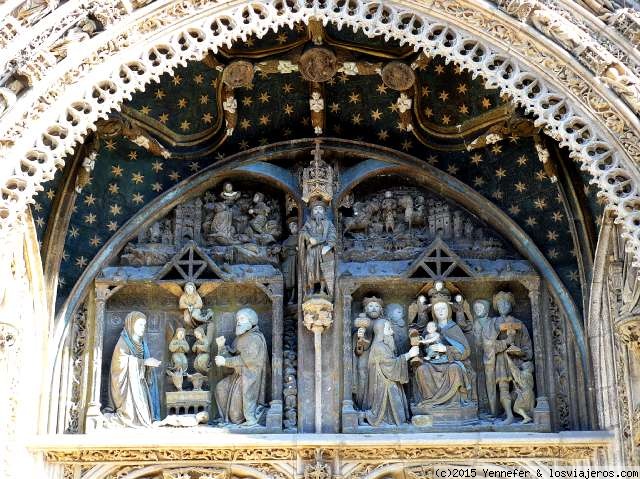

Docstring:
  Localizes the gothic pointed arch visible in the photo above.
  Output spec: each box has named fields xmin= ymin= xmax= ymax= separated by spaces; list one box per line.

xmin=1 ymin=2 xmax=638 ymax=478
xmin=2 ymin=0 xmax=640 ymax=264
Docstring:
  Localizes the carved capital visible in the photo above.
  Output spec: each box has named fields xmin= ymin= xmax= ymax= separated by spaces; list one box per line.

xmin=304 ymin=448 xmax=333 ymax=479
xmin=615 ymin=314 xmax=640 ymax=353
xmin=302 ymin=297 xmax=334 ymax=334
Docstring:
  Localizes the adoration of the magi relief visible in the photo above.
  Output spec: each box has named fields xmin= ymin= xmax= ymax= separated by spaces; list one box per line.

xmin=76 ymin=143 xmax=562 ymax=435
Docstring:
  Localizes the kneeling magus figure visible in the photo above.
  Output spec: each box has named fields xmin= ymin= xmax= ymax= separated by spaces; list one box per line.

xmin=214 ymin=308 xmax=269 ymax=426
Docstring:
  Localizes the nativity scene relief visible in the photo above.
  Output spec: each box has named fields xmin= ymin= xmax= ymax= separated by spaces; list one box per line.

xmin=76 ymin=143 xmax=564 ymax=435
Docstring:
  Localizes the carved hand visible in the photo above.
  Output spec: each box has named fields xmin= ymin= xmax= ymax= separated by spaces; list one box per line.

xmin=321 ymin=245 xmax=331 ymax=255
xmin=356 ymin=328 xmax=365 ymax=339
xmin=405 ymin=345 xmax=421 ymax=360
xmin=214 ymin=355 xmax=226 ymax=367
xmin=309 ymin=237 xmax=318 ymax=246
xmin=144 ymin=358 xmax=161 ymax=368
xmin=215 ymin=336 xmax=226 ymax=349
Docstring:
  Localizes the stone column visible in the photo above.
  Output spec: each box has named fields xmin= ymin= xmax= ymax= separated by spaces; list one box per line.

xmin=0 ymin=218 xmax=49 ymax=478
xmin=340 ymin=285 xmax=359 ymax=432
xmin=84 ymin=284 xmax=109 ymax=432
xmin=266 ymin=281 xmax=284 ymax=431
xmin=302 ymin=296 xmax=333 ymax=433
xmin=524 ymin=277 xmax=551 ymax=429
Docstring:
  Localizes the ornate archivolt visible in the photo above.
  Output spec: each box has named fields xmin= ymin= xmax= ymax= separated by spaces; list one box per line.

xmin=2 ymin=0 xmax=640 ymax=267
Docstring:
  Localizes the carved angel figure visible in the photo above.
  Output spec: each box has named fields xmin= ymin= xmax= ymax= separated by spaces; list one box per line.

xmin=168 ymin=327 xmax=189 ymax=371
xmin=192 ymin=325 xmax=213 ymax=375
xmin=408 ymin=294 xmax=430 ymax=332
xmin=600 ymin=63 xmax=640 ymax=113
xmin=14 ymin=0 xmax=58 ymax=25
xmin=529 ymin=8 xmax=588 ymax=54
xmin=50 ymin=17 xmax=98 ymax=61
xmin=179 ymin=282 xmax=213 ymax=328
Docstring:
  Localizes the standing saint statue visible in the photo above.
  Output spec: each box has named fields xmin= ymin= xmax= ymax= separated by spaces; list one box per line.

xmin=363 ymin=319 xmax=420 ymax=426
xmin=352 ymin=296 xmax=386 ymax=410
xmin=413 ymin=284 xmax=473 ymax=409
xmin=467 ymin=299 xmax=493 ymax=415
xmin=106 ymin=311 xmax=161 ymax=428
xmin=214 ymin=308 xmax=269 ymax=426
xmin=299 ymin=198 xmax=336 ymax=298
xmin=489 ymin=291 xmax=533 ymax=424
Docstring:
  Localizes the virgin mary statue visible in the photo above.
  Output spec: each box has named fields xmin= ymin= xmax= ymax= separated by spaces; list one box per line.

xmin=107 ymin=311 xmax=161 ymax=427
xmin=413 ymin=284 xmax=473 ymax=409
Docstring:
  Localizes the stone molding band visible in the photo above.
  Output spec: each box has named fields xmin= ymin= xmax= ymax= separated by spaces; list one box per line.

xmin=32 ymin=431 xmax=613 ymax=463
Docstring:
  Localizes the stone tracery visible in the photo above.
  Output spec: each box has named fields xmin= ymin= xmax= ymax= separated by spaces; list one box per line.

xmin=2 ymin=1 xmax=640 ymax=477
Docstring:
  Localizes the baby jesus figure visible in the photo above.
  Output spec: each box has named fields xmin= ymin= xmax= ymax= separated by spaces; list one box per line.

xmin=153 ymin=411 xmax=209 ymax=428
xmin=420 ymin=321 xmax=449 ymax=363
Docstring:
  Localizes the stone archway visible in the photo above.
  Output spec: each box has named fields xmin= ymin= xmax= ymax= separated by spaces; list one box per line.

xmin=2 ymin=1 xmax=640 ymax=477
xmin=1 ymin=0 xmax=640 ymax=262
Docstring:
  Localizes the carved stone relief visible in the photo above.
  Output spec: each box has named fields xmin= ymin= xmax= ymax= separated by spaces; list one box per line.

xmin=65 ymin=304 xmax=88 ymax=434
xmin=76 ymin=156 xmax=571 ymax=441
xmin=340 ymin=186 xmax=514 ymax=263
xmin=348 ymin=284 xmax=537 ymax=429
xmin=119 ymin=182 xmax=283 ymax=268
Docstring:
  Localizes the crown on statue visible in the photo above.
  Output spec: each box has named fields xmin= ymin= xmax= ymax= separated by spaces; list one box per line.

xmin=427 ymin=281 xmax=451 ymax=305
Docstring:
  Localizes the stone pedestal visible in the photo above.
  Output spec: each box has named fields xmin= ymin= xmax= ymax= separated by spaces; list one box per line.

xmin=410 ymin=402 xmax=478 ymax=426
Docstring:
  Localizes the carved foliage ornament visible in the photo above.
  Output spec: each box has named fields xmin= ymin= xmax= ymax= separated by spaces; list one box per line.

xmin=42 ymin=443 xmax=607 ymax=464
xmin=4 ymin=0 xmax=640 ymax=269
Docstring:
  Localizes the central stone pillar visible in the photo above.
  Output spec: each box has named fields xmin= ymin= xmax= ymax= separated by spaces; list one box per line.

xmin=302 ymin=296 xmax=333 ymax=433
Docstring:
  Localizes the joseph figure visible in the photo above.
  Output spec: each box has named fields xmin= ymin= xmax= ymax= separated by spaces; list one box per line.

xmin=214 ymin=308 xmax=269 ymax=426
xmin=299 ymin=198 xmax=336 ymax=298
